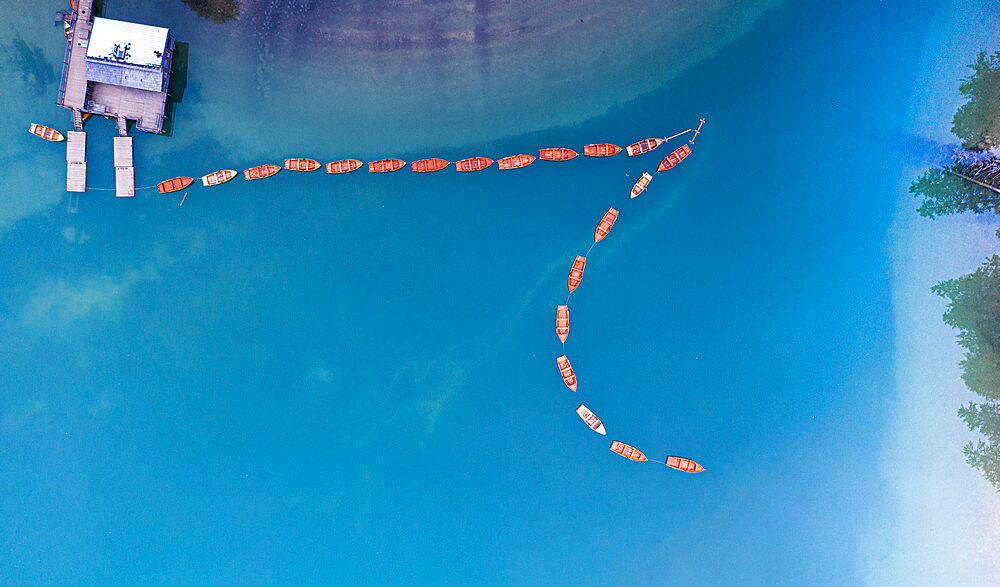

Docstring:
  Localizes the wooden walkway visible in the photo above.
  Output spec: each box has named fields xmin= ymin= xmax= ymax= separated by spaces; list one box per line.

xmin=66 ymin=131 xmax=87 ymax=192
xmin=62 ymin=0 xmax=93 ymax=110
xmin=113 ymin=136 xmax=134 ymax=197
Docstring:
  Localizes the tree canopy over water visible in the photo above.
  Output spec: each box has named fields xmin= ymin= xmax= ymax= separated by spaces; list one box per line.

xmin=182 ymin=0 xmax=240 ymax=24
xmin=953 ymin=51 xmax=1000 ymax=152
xmin=912 ymin=50 xmax=1000 ymax=491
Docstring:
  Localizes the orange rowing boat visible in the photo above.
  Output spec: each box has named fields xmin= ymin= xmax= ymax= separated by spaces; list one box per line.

xmin=567 ymin=255 xmax=586 ymax=292
xmin=326 ymin=159 xmax=363 ymax=174
xmin=594 ymin=207 xmax=619 ymax=243
xmin=284 ymin=158 xmax=320 ymax=172
xmin=368 ymin=159 xmax=406 ymax=173
xmin=626 ymin=137 xmax=664 ymax=156
xmin=556 ymin=305 xmax=569 ymax=343
xmin=584 ymin=143 xmax=622 ymax=157
xmin=456 ymin=156 xmax=493 ymax=172
xmin=157 ymin=176 xmax=193 ymax=194
xmin=201 ymin=169 xmax=237 ymax=187
xmin=498 ymin=154 xmax=535 ymax=170
xmin=657 ymin=144 xmax=692 ymax=171
xmin=539 ymin=148 xmax=578 ymax=161
xmin=556 ymin=355 xmax=578 ymax=391
xmin=576 ymin=405 xmax=607 ymax=435
xmin=665 ymin=455 xmax=705 ymax=473
xmin=610 ymin=441 xmax=647 ymax=462
xmin=28 ymin=123 xmax=65 ymax=142
xmin=630 ymin=172 xmax=652 ymax=199
xmin=244 ymin=164 xmax=281 ymax=181
xmin=412 ymin=158 xmax=449 ymax=173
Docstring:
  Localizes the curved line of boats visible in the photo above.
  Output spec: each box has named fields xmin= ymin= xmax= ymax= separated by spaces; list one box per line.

xmin=551 ymin=134 xmax=705 ymax=474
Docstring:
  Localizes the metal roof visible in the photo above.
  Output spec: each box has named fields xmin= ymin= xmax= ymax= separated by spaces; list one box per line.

xmin=85 ymin=17 xmax=168 ymax=69
xmin=85 ymin=61 xmax=164 ymax=92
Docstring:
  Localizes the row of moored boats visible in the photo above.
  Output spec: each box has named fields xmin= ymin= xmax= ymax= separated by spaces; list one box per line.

xmin=154 ymin=138 xmax=693 ymax=193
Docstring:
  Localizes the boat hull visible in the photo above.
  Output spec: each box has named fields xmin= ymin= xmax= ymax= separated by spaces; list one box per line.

xmin=665 ymin=455 xmax=705 ymax=473
xmin=28 ymin=123 xmax=65 ymax=142
xmin=576 ymin=405 xmax=607 ymax=435
xmin=657 ymin=145 xmax=692 ymax=171
xmin=567 ymin=255 xmax=586 ymax=292
xmin=610 ymin=441 xmax=647 ymax=461
xmin=244 ymin=164 xmax=281 ymax=180
xmin=201 ymin=169 xmax=237 ymax=187
xmin=594 ymin=207 xmax=619 ymax=243
xmin=368 ymin=159 xmax=406 ymax=173
xmin=456 ymin=157 xmax=493 ymax=172
xmin=412 ymin=158 xmax=449 ymax=172
xmin=157 ymin=176 xmax=194 ymax=193
xmin=584 ymin=143 xmax=622 ymax=157
xmin=556 ymin=355 xmax=578 ymax=392
xmin=284 ymin=158 xmax=320 ymax=172
xmin=539 ymin=148 xmax=578 ymax=161
xmin=498 ymin=154 xmax=535 ymax=170
xmin=326 ymin=159 xmax=363 ymax=174
xmin=626 ymin=137 xmax=664 ymax=156
xmin=630 ymin=172 xmax=652 ymax=198
xmin=556 ymin=305 xmax=569 ymax=343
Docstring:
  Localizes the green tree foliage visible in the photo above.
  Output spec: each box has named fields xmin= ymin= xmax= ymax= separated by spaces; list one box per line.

xmin=934 ymin=256 xmax=1000 ymax=490
xmin=952 ymin=51 xmax=1000 ymax=152
xmin=910 ymin=161 xmax=1000 ymax=219
xmin=182 ymin=0 xmax=240 ymax=24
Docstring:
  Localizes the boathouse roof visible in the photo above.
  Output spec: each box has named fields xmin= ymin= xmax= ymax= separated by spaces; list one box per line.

xmin=85 ymin=17 xmax=168 ymax=69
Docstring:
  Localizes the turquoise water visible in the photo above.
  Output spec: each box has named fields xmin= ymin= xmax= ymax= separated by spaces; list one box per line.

xmin=1 ymin=0 xmax=996 ymax=583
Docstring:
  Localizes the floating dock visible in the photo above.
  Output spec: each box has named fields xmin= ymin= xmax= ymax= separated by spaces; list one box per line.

xmin=66 ymin=131 xmax=87 ymax=192
xmin=113 ymin=136 xmax=134 ymax=197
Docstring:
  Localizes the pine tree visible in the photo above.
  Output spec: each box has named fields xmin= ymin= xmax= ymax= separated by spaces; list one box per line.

xmin=952 ymin=51 xmax=1000 ymax=151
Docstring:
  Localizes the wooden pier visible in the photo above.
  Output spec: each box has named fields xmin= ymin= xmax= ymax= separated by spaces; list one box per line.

xmin=55 ymin=0 xmax=173 ymax=193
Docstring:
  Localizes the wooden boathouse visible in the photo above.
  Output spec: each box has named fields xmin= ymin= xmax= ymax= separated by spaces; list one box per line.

xmin=56 ymin=0 xmax=175 ymax=195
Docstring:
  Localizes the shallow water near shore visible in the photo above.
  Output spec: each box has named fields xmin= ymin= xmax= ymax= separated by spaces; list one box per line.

xmin=1 ymin=0 xmax=998 ymax=583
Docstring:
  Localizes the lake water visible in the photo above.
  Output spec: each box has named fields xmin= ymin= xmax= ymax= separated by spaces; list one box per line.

xmin=2 ymin=0 xmax=998 ymax=583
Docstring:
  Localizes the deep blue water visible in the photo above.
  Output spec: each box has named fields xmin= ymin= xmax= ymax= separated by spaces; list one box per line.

xmin=0 ymin=0 xmax=982 ymax=583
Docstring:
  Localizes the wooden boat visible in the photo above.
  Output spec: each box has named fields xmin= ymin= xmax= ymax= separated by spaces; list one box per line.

xmin=584 ymin=143 xmax=622 ymax=157
xmin=498 ymin=154 xmax=535 ymax=170
xmin=556 ymin=355 xmax=577 ymax=392
xmin=556 ymin=305 xmax=569 ymax=343
xmin=665 ymin=455 xmax=705 ymax=473
xmin=64 ymin=21 xmax=71 ymax=38
xmin=201 ymin=169 xmax=237 ymax=187
xmin=455 ymin=157 xmax=493 ymax=172
xmin=326 ymin=159 xmax=363 ymax=174
xmin=594 ymin=207 xmax=619 ymax=243
xmin=610 ymin=441 xmax=647 ymax=462
xmin=28 ymin=123 xmax=65 ymax=142
xmin=539 ymin=148 xmax=578 ymax=162
xmin=576 ymin=405 xmax=606 ymax=435
xmin=412 ymin=158 xmax=449 ymax=173
xmin=243 ymin=164 xmax=281 ymax=181
xmin=157 ymin=176 xmax=193 ymax=194
xmin=657 ymin=145 xmax=692 ymax=172
xmin=284 ymin=158 xmax=320 ymax=172
xmin=368 ymin=158 xmax=406 ymax=173
xmin=626 ymin=137 xmax=664 ymax=156
xmin=630 ymin=172 xmax=652 ymax=199
xmin=567 ymin=255 xmax=586 ymax=293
